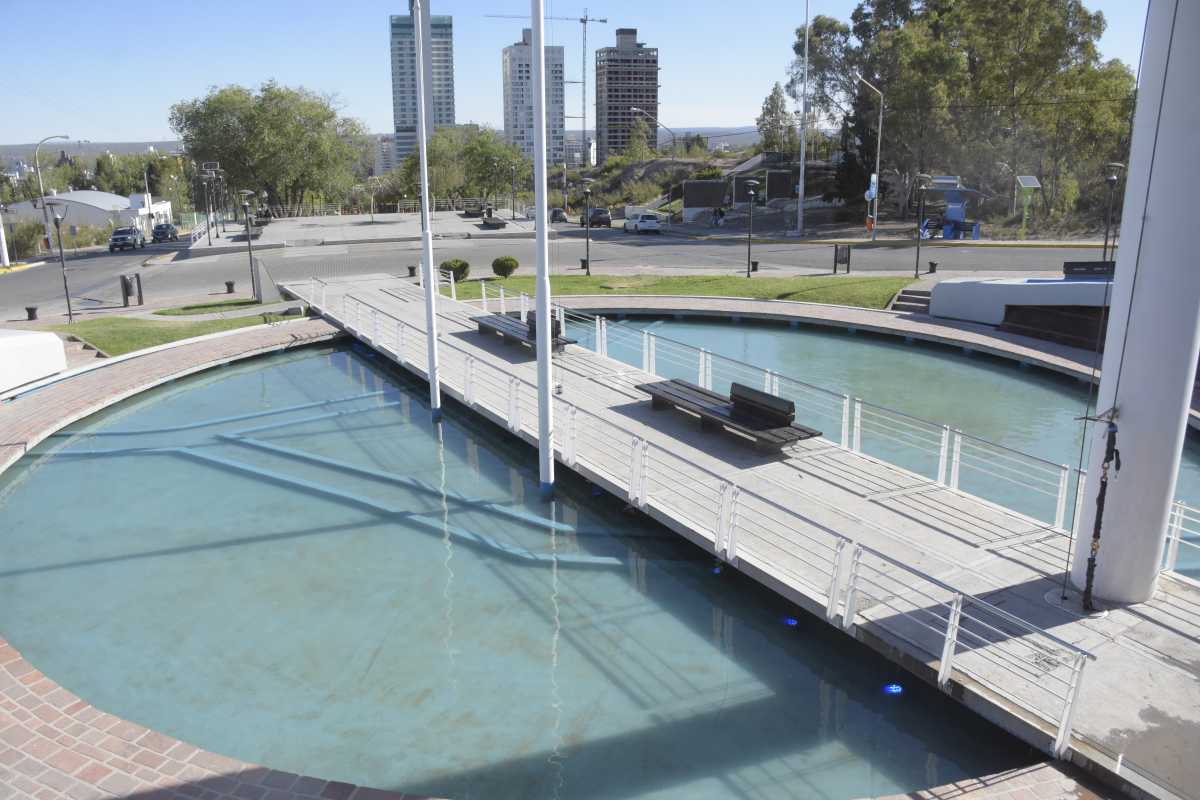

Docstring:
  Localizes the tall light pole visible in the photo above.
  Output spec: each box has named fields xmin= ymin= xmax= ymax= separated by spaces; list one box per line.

xmin=745 ymin=179 xmax=759 ymax=277
xmin=582 ymin=179 xmax=594 ymax=276
xmin=413 ymin=0 xmax=443 ymax=422
xmin=34 ymin=135 xmax=70 ymax=252
xmin=630 ymin=106 xmax=676 ymax=154
xmin=913 ymin=174 xmax=930 ymax=279
xmin=44 ymin=200 xmax=73 ymax=323
xmin=239 ymin=190 xmax=260 ymax=301
xmin=0 ymin=202 xmax=10 ymax=268
xmin=1102 ymin=162 xmax=1125 ymax=262
xmin=856 ymin=74 xmax=884 ymax=241
xmin=511 ymin=162 xmax=517 ymax=220
xmin=796 ymin=0 xmax=811 ymax=237
xmin=530 ymin=0 xmax=556 ymax=498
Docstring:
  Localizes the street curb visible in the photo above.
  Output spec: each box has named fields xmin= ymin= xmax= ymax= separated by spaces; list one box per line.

xmin=662 ymin=230 xmax=1109 ymax=249
xmin=0 ymin=261 xmax=47 ymax=275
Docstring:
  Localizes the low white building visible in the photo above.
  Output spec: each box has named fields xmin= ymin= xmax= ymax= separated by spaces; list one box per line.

xmin=2 ymin=190 xmax=172 ymax=237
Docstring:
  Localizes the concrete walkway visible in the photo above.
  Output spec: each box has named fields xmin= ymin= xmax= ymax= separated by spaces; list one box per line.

xmin=295 ymin=275 xmax=1198 ymax=800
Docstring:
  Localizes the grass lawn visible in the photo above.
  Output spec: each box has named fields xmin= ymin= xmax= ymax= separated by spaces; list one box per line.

xmin=453 ymin=274 xmax=913 ymax=309
xmin=55 ymin=314 xmax=290 ymax=357
xmin=153 ymin=298 xmax=263 ymax=316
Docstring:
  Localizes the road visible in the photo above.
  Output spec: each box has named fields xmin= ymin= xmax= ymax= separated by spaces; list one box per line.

xmin=1 ymin=225 xmax=1096 ymax=322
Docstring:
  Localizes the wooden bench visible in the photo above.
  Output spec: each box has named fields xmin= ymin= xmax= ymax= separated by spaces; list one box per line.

xmin=636 ymin=379 xmax=821 ymax=452
xmin=473 ymin=313 xmax=576 ymax=353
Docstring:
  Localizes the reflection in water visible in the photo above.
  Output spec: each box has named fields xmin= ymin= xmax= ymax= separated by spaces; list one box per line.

xmin=548 ymin=501 xmax=566 ymax=800
xmin=437 ymin=422 xmax=459 ymax=693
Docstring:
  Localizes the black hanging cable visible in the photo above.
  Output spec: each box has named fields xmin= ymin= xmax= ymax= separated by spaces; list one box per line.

xmin=1083 ymin=422 xmax=1121 ymax=611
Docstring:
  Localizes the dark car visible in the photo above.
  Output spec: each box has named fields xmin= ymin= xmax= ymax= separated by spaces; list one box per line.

xmin=580 ymin=207 xmax=611 ymax=227
xmin=108 ymin=226 xmax=145 ymax=252
xmin=152 ymin=223 xmax=179 ymax=243
xmin=550 ymin=208 xmax=568 ymax=223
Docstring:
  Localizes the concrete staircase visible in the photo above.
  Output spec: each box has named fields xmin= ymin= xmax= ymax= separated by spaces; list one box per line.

xmin=890 ymin=288 xmax=931 ymax=314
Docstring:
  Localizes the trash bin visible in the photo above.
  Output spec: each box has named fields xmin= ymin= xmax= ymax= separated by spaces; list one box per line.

xmin=580 ymin=258 xmax=588 ymax=271
xmin=25 ymin=306 xmax=37 ymax=321
xmin=407 ymin=265 xmax=417 ymax=278
xmin=928 ymin=261 xmax=938 ymax=274
xmin=751 ymin=261 xmax=759 ymax=273
xmin=225 ymin=280 xmax=235 ymax=293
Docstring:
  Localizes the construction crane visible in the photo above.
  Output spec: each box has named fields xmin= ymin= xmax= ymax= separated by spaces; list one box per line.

xmin=484 ymin=10 xmax=608 ymax=167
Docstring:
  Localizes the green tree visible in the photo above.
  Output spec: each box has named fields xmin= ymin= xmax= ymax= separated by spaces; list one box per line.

xmin=169 ymin=82 xmax=368 ymax=213
xmin=757 ymin=83 xmax=800 ymax=154
xmin=625 ymin=118 xmax=653 ymax=161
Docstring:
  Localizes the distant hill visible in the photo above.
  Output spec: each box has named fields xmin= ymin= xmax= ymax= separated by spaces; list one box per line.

xmin=0 ymin=141 xmax=181 ymax=161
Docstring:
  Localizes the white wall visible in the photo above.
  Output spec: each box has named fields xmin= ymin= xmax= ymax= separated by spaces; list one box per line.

xmin=929 ymin=277 xmax=1111 ymax=326
xmin=0 ymin=330 xmax=67 ymax=394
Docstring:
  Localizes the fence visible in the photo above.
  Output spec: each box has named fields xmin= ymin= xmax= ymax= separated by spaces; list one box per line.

xmin=301 ymin=281 xmax=1094 ymax=758
xmin=1165 ymin=500 xmax=1200 ymax=578
xmin=528 ymin=299 xmax=1077 ymax=533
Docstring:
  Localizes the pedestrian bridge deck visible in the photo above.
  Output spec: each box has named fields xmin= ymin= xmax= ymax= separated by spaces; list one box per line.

xmin=285 ymin=273 xmax=1200 ymax=800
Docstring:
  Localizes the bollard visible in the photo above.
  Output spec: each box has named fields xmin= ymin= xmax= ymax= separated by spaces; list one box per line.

xmin=121 ymin=275 xmax=132 ymax=307
xmin=928 ymin=261 xmax=938 ymax=274
xmin=407 ymin=265 xmax=417 ymax=278
xmin=134 ymin=273 xmax=144 ymax=305
xmin=25 ymin=306 xmax=37 ymax=321
xmin=751 ymin=260 xmax=759 ymax=273
xmin=225 ymin=280 xmax=235 ymax=294
xmin=580 ymin=257 xmax=588 ymax=271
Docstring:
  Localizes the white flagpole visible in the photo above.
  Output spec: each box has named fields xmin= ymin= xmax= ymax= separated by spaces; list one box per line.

xmin=412 ymin=0 xmax=442 ymax=421
xmin=531 ymin=0 xmax=556 ymax=497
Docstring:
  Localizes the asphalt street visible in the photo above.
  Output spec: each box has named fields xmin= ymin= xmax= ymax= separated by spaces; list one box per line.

xmin=1 ymin=225 xmax=1096 ymax=323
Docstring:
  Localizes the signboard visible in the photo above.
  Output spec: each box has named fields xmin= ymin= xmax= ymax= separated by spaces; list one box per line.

xmin=682 ymin=180 xmax=727 ymax=209
xmin=201 ymin=161 xmax=220 ymax=171
xmin=865 ymin=173 xmax=878 ymax=201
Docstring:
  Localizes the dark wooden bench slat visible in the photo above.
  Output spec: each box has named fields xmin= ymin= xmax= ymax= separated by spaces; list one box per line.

xmin=472 ymin=314 xmax=576 ymax=353
xmin=636 ymin=378 xmax=821 ymax=452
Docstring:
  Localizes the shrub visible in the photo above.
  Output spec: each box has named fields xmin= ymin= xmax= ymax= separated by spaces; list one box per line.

xmin=492 ymin=255 xmax=519 ymax=278
xmin=439 ymin=258 xmax=469 ymax=282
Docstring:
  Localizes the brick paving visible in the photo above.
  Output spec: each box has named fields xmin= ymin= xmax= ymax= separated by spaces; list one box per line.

xmin=0 ymin=315 xmax=1130 ymax=800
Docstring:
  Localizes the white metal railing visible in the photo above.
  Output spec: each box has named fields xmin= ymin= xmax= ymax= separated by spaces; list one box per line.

xmin=325 ymin=287 xmax=1094 ymax=758
xmin=1165 ymin=500 xmax=1200 ymax=576
xmin=543 ymin=300 xmax=1074 ymax=531
xmin=437 ymin=269 xmax=457 ymax=301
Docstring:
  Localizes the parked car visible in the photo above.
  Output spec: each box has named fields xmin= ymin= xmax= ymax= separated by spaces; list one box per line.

xmin=550 ymin=208 xmax=568 ymax=223
xmin=623 ymin=213 xmax=662 ymax=234
xmin=151 ymin=223 xmax=179 ymax=243
xmin=580 ymin=207 xmax=611 ymax=227
xmin=109 ymin=227 xmax=145 ymax=252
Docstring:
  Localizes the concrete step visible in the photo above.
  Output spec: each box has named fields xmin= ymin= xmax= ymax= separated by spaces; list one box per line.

xmin=898 ymin=288 xmax=932 ymax=299
xmin=891 ymin=300 xmax=930 ymax=314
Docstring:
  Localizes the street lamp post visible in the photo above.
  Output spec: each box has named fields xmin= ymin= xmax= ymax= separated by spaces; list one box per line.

xmin=583 ymin=180 xmax=594 ymax=276
xmin=240 ymin=191 xmax=260 ymax=302
xmin=913 ymin=174 xmax=931 ymax=279
xmin=511 ymin=163 xmax=517 ymax=220
xmin=44 ymin=200 xmax=73 ymax=323
xmin=856 ymin=74 xmax=884 ymax=241
xmin=630 ymin=106 xmax=676 ymax=154
xmin=796 ymin=0 xmax=811 ymax=237
xmin=745 ymin=179 xmax=759 ymax=277
xmin=1102 ymin=162 xmax=1125 ymax=262
xmin=34 ymin=134 xmax=70 ymax=252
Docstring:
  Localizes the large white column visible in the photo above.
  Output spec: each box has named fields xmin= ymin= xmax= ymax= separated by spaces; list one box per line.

xmin=412 ymin=0 xmax=442 ymax=422
xmin=531 ymin=0 xmax=555 ymax=498
xmin=1071 ymin=0 xmax=1200 ymax=604
xmin=0 ymin=207 xmax=10 ymax=267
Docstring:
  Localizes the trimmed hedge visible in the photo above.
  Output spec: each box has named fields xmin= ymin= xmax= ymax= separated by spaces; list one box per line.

xmin=491 ymin=255 xmax=519 ymax=278
xmin=440 ymin=258 xmax=470 ymax=281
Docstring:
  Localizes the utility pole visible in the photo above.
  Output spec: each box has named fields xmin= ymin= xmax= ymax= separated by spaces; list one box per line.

xmin=34 ymin=135 xmax=69 ymax=252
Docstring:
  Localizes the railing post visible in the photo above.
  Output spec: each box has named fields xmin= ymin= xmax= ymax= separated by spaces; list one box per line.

xmin=825 ymin=539 xmax=847 ymax=622
xmin=629 ymin=438 xmax=647 ymax=507
xmin=520 ymin=291 xmax=528 ymax=319
xmin=699 ymin=349 xmax=710 ymax=389
xmin=396 ymin=320 xmax=405 ymax=364
xmin=840 ymin=395 xmax=851 ymax=448
xmin=1054 ymin=464 xmax=1070 ymax=530
xmin=500 ymin=287 xmax=507 ymax=315
xmin=1164 ymin=502 xmax=1183 ymax=572
xmin=763 ymin=369 xmax=772 ymax=393
xmin=321 ymin=282 xmax=327 ymax=308
xmin=594 ymin=316 xmax=602 ymax=354
xmin=937 ymin=593 xmax=963 ymax=689
xmin=841 ymin=545 xmax=863 ymax=631
xmin=1072 ymin=469 xmax=1087 ymax=537
xmin=648 ymin=332 xmax=657 ymax=374
xmin=372 ymin=309 xmax=379 ymax=343
xmin=564 ymin=404 xmax=578 ymax=466
xmin=949 ymin=430 xmax=962 ymax=489
xmin=937 ymin=425 xmax=951 ymax=485
xmin=449 ymin=271 xmax=457 ymax=301
xmin=309 ymin=276 xmax=316 ymax=306
xmin=1054 ymin=653 xmax=1088 ymax=758
xmin=642 ymin=330 xmax=650 ymax=372
xmin=851 ymin=399 xmax=863 ymax=452
xmin=465 ymin=356 xmax=475 ymax=406
xmin=507 ymin=377 xmax=521 ymax=432
xmin=556 ymin=305 xmax=565 ymax=326
xmin=481 ymin=281 xmax=489 ymax=313
xmin=600 ymin=318 xmax=609 ymax=357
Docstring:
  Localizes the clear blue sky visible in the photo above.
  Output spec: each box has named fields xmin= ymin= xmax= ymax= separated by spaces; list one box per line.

xmin=0 ymin=0 xmax=1148 ymax=145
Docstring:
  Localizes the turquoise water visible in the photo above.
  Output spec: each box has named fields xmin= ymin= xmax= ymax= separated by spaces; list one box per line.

xmin=606 ymin=316 xmax=1200 ymax=578
xmin=0 ymin=345 xmax=1036 ymax=799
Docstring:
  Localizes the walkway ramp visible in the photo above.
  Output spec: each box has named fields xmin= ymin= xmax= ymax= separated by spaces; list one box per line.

xmin=284 ymin=273 xmax=1200 ymax=800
